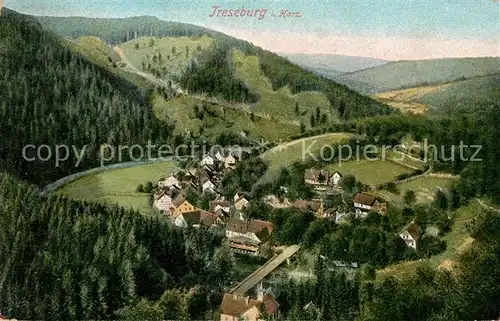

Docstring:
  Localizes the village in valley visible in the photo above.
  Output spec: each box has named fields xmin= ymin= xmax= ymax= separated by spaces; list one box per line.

xmin=147 ymin=147 xmax=426 ymax=320
xmin=1 ymin=1 xmax=499 ymax=319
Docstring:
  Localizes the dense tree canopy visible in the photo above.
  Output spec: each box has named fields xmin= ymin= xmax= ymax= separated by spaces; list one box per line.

xmin=0 ymin=173 xmax=231 ymax=320
xmin=0 ymin=10 xmax=173 ymax=185
xmin=273 ymin=205 xmax=500 ymax=321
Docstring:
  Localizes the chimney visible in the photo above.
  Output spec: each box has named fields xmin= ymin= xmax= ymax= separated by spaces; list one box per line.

xmin=257 ymin=282 xmax=265 ymax=302
xmin=257 ymin=290 xmax=264 ymax=302
xmin=245 ymin=296 xmax=250 ymax=305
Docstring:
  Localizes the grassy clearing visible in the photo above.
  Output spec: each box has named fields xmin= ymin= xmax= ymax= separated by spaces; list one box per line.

xmin=58 ymin=162 xmax=177 ymax=213
xmin=326 ymin=159 xmax=411 ymax=186
xmin=373 ymin=73 xmax=500 ymax=115
xmin=120 ymin=35 xmax=214 ymax=76
xmin=375 ymin=99 xmax=429 ymax=115
xmin=375 ymin=83 xmax=453 ymax=102
xmin=152 ymin=94 xmax=299 ymax=141
xmin=232 ymin=49 xmax=336 ymax=126
xmin=373 ymin=84 xmax=435 ymax=114
xmin=378 ymin=177 xmax=455 ymax=205
xmin=384 ymin=150 xmax=426 ymax=170
xmin=376 ymin=201 xmax=481 ymax=281
xmin=68 ymin=36 xmax=153 ymax=89
xmin=71 ymin=36 xmax=119 ymax=66
xmin=260 ymin=133 xmax=353 ymax=183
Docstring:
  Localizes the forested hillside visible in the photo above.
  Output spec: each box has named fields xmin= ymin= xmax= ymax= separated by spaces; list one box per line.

xmin=270 ymin=195 xmax=500 ymax=320
xmin=178 ymin=41 xmax=394 ymax=120
xmin=0 ymin=9 xmax=173 ymax=185
xmin=36 ymin=14 xmax=395 ymax=122
xmin=258 ymin=52 xmax=393 ymax=119
xmin=179 ymin=41 xmax=259 ymax=103
xmin=328 ymin=101 xmax=500 ymax=203
xmin=36 ymin=15 xmax=224 ymax=44
xmin=0 ymin=173 xmax=233 ymax=320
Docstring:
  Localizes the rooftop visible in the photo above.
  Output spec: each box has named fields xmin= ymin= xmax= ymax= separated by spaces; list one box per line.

xmin=220 ymin=292 xmax=279 ymax=317
xmin=353 ymin=193 xmax=376 ymax=206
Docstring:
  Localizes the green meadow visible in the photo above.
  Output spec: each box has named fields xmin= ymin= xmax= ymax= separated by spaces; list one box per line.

xmin=58 ymin=162 xmax=177 ymax=213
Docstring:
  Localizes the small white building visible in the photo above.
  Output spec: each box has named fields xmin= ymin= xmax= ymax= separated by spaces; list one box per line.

xmin=353 ymin=193 xmax=376 ymax=213
xmin=153 ymin=192 xmax=173 ymax=214
xmin=158 ymin=175 xmax=180 ymax=189
xmin=202 ymin=179 xmax=216 ymax=194
xmin=224 ymin=154 xmax=237 ymax=169
xmin=399 ymin=222 xmax=422 ymax=250
xmin=214 ymin=151 xmax=225 ymax=162
xmin=234 ymin=192 xmax=244 ymax=203
xmin=200 ymin=155 xmax=215 ymax=167
xmin=211 ymin=200 xmax=231 ymax=214
xmin=235 ymin=195 xmax=250 ymax=211
xmin=329 ymin=171 xmax=342 ymax=186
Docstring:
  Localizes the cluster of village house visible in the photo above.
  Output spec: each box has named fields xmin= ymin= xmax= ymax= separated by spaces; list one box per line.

xmin=152 ymin=155 xmax=422 ymax=321
xmin=153 ymin=149 xmax=274 ymax=256
xmin=297 ymin=168 xmax=420 ymax=250
xmin=154 ymin=156 xmax=421 ymax=252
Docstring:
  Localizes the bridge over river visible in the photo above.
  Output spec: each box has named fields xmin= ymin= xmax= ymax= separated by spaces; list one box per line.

xmin=230 ymin=245 xmax=300 ymax=296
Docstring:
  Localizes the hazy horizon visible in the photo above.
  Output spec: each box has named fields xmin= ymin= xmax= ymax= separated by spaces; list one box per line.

xmin=4 ymin=0 xmax=499 ymax=60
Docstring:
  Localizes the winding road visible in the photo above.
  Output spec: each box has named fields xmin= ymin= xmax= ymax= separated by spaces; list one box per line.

xmin=40 ymin=157 xmax=185 ymax=196
xmin=476 ymin=198 xmax=500 ymax=213
xmin=113 ymin=46 xmax=300 ymax=125
xmin=114 ymin=46 xmax=173 ymax=89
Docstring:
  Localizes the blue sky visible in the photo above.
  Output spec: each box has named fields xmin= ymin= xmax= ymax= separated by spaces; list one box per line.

xmin=5 ymin=0 xmax=499 ymax=59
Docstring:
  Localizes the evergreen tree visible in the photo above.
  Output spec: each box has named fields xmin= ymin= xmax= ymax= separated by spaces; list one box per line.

xmin=403 ymin=190 xmax=417 ymax=206
xmin=310 ymin=114 xmax=316 ymax=127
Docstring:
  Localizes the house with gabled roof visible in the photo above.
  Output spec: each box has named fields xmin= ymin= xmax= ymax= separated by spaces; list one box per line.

xmin=200 ymin=154 xmax=215 ymax=167
xmin=225 ymin=219 xmax=273 ymax=255
xmin=200 ymin=175 xmax=216 ymax=194
xmin=219 ymin=290 xmax=279 ymax=321
xmin=292 ymin=199 xmax=324 ymax=216
xmin=399 ymin=222 xmax=422 ymax=250
xmin=170 ymin=195 xmax=195 ymax=218
xmin=304 ymin=168 xmax=331 ymax=185
xmin=353 ymin=193 xmax=377 ymax=213
xmin=353 ymin=193 xmax=387 ymax=215
xmin=224 ymin=154 xmax=237 ymax=169
xmin=185 ymin=167 xmax=197 ymax=179
xmin=153 ymin=191 xmax=173 ymax=214
xmin=328 ymin=171 xmax=343 ymax=186
xmin=158 ymin=174 xmax=180 ymax=190
xmin=211 ymin=199 xmax=231 ymax=214
xmin=200 ymin=163 xmax=215 ymax=173
xmin=234 ymin=192 xmax=250 ymax=211
xmin=174 ymin=210 xmax=224 ymax=229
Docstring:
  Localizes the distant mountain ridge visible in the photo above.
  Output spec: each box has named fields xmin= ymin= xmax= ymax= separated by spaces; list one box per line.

xmin=334 ymin=57 xmax=500 ymax=94
xmin=280 ymin=53 xmax=389 ymax=74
